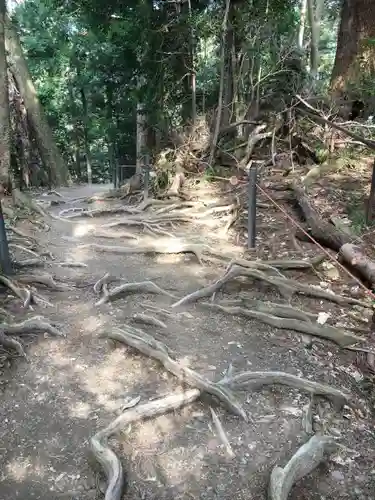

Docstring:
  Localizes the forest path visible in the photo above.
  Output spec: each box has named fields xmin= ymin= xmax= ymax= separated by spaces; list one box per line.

xmin=0 ymin=183 xmax=373 ymax=500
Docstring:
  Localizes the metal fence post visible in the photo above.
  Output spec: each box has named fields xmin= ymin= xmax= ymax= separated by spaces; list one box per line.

xmin=0 ymin=201 xmax=12 ymax=275
xmin=143 ymin=154 xmax=150 ymax=199
xmin=247 ymin=164 xmax=258 ymax=249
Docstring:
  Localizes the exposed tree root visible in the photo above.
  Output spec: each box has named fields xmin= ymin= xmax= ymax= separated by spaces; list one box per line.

xmin=96 ymin=281 xmax=177 ymax=306
xmin=8 ymin=226 xmax=38 ymax=243
xmin=3 ymin=316 xmax=64 ymax=337
xmin=227 ymin=255 xmax=325 ymax=271
xmin=58 ymin=261 xmax=88 ymax=268
xmin=221 ymin=370 xmax=357 ymax=410
xmin=13 ymin=258 xmax=45 ymax=268
xmin=132 ymin=313 xmax=168 ymax=329
xmin=103 ymin=325 xmax=247 ymax=420
xmin=219 ymin=298 xmax=317 ymax=322
xmin=172 ymin=265 xmax=370 ymax=309
xmin=201 ymin=303 xmax=362 ymax=348
xmin=9 ymin=244 xmax=40 ymax=258
xmin=0 ymin=274 xmax=30 ymax=305
xmin=93 ymin=229 xmax=138 ymax=240
xmin=0 ymin=330 xmax=26 ymax=357
xmin=268 ymin=435 xmax=338 ymax=500
xmin=0 ymin=316 xmax=64 ymax=356
xmin=90 ymin=389 xmax=200 ymax=500
xmin=17 ymin=273 xmax=68 ymax=291
xmin=93 ymin=272 xmax=111 ymax=294
xmin=80 ymin=242 xmax=205 ymax=265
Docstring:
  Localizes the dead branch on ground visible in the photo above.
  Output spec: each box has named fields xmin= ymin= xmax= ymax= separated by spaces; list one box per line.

xmin=269 ymin=435 xmax=338 ymax=500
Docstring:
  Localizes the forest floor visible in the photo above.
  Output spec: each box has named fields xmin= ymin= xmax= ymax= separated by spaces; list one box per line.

xmin=0 ymin=180 xmax=375 ymax=500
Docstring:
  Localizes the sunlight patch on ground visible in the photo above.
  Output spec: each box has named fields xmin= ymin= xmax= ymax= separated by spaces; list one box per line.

xmin=5 ymin=456 xmax=47 ymax=482
xmin=73 ymin=222 xmax=95 ymax=238
xmin=69 ymin=401 xmax=92 ymax=419
xmin=76 ymin=350 xmax=147 ymax=410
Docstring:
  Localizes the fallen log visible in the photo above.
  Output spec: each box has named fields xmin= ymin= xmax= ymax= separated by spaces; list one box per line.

xmin=292 ymin=185 xmax=349 ymax=252
xmin=292 ymin=185 xmax=375 ymax=287
xmin=340 ymin=243 xmax=375 ymax=288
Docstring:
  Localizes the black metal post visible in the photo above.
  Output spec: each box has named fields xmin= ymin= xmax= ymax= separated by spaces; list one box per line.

xmin=247 ymin=164 xmax=258 ymax=249
xmin=0 ymin=201 xmax=12 ymax=275
xmin=143 ymin=154 xmax=150 ymax=199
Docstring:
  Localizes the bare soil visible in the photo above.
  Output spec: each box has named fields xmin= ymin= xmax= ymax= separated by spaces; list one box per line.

xmin=0 ymin=182 xmax=374 ymax=500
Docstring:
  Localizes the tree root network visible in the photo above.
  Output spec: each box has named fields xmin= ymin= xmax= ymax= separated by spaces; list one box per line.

xmin=91 ymin=324 xmax=358 ymax=500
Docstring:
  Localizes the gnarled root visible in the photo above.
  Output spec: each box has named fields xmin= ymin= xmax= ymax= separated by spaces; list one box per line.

xmin=96 ymin=280 xmax=177 ymax=305
xmin=0 ymin=274 xmax=30 ymax=306
xmin=80 ymin=242 xmax=204 ymax=264
xmin=0 ymin=315 xmax=64 ymax=357
xmin=103 ymin=325 xmax=247 ymax=420
xmin=3 ymin=315 xmax=64 ymax=337
xmin=172 ymin=265 xmax=370 ymax=309
xmin=13 ymin=258 xmax=45 ymax=268
xmin=90 ymin=389 xmax=200 ymax=500
xmin=269 ymin=435 xmax=338 ymax=500
xmin=202 ymin=303 xmax=362 ymax=348
xmin=132 ymin=313 xmax=168 ymax=329
xmin=0 ymin=330 xmax=26 ymax=357
xmin=17 ymin=273 xmax=68 ymax=291
xmin=221 ymin=370 xmax=356 ymax=410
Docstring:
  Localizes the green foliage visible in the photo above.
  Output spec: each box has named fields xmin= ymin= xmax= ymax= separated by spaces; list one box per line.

xmin=10 ymin=0 xmax=341 ymax=182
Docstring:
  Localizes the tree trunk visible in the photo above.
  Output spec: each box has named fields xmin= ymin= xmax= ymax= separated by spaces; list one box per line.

xmin=136 ymin=75 xmax=147 ymax=174
xmin=222 ymin=2 xmax=235 ymax=129
xmin=80 ymin=87 xmax=92 ymax=184
xmin=306 ymin=0 xmax=321 ymax=79
xmin=298 ymin=0 xmax=307 ymax=50
xmin=208 ymin=0 xmax=231 ymax=167
xmin=330 ymin=0 xmax=375 ymax=95
xmin=4 ymin=19 xmax=70 ymax=186
xmin=0 ymin=1 xmax=11 ymax=189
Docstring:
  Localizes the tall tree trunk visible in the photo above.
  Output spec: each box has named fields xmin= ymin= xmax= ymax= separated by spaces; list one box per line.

xmin=307 ymin=0 xmax=318 ymax=79
xmin=136 ymin=73 xmax=147 ymax=174
xmin=80 ymin=87 xmax=92 ymax=184
xmin=105 ymin=84 xmax=116 ymax=186
xmin=68 ymin=85 xmax=81 ymax=181
xmin=187 ymin=0 xmax=196 ymax=124
xmin=208 ymin=0 xmax=231 ymax=167
xmin=307 ymin=0 xmax=323 ymax=79
xmin=222 ymin=2 xmax=235 ymax=129
xmin=298 ymin=0 xmax=307 ymax=50
xmin=0 ymin=1 xmax=10 ymax=189
xmin=330 ymin=0 xmax=375 ymax=95
xmin=4 ymin=20 xmax=69 ymax=186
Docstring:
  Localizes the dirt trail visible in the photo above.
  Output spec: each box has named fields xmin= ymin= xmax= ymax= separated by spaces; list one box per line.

xmin=0 ymin=183 xmax=374 ymax=500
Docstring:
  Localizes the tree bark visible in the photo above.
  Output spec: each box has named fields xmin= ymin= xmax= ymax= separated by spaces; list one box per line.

xmin=330 ymin=0 xmax=375 ymax=95
xmin=0 ymin=1 xmax=11 ymax=189
xmin=80 ymin=87 xmax=92 ymax=184
xmin=5 ymin=19 xmax=70 ymax=186
xmin=208 ymin=0 xmax=231 ymax=167
xmin=298 ymin=0 xmax=307 ymax=50
xmin=306 ymin=0 xmax=322 ymax=79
